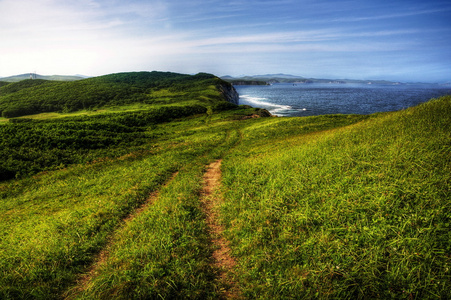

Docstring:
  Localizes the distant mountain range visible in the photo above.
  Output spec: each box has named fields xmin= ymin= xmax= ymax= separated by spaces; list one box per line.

xmin=220 ymin=74 xmax=437 ymax=85
xmin=0 ymin=74 xmax=87 ymax=82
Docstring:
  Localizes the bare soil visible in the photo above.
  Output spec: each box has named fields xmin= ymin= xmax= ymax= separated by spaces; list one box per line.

xmin=202 ymin=160 xmax=242 ymax=299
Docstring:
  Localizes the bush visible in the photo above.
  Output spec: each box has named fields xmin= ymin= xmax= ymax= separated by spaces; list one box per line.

xmin=212 ymin=101 xmax=237 ymax=112
xmin=2 ymin=107 xmax=38 ymax=118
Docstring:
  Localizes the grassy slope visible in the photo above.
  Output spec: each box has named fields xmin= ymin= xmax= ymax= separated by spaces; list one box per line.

xmin=0 ymin=72 xmax=239 ymax=181
xmin=221 ymin=96 xmax=451 ymax=299
xmin=0 ymin=91 xmax=449 ymax=299
xmin=0 ymin=113 xmax=229 ymax=299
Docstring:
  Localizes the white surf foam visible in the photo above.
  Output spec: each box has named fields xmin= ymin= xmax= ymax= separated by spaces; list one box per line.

xmin=240 ymin=95 xmax=307 ymax=116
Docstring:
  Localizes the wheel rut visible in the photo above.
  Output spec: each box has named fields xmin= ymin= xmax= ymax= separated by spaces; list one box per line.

xmin=202 ymin=159 xmax=242 ymax=299
xmin=65 ymin=171 xmax=179 ymax=299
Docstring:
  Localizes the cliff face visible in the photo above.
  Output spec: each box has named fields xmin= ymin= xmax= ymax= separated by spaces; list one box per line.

xmin=218 ymin=82 xmax=239 ymax=105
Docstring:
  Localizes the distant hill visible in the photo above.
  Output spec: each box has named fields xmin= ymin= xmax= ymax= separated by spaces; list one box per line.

xmin=223 ymin=79 xmax=269 ymax=86
xmin=0 ymin=74 xmax=86 ymax=82
xmin=221 ymin=74 xmax=402 ymax=85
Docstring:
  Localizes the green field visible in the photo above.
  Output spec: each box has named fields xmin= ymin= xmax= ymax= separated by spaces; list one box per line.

xmin=0 ymin=73 xmax=449 ymax=299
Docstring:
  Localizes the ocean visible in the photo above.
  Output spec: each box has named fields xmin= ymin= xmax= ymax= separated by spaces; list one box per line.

xmin=235 ymin=83 xmax=451 ymax=117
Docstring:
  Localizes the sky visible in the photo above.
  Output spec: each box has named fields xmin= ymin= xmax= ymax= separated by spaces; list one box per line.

xmin=1 ymin=0 xmax=450 ymax=82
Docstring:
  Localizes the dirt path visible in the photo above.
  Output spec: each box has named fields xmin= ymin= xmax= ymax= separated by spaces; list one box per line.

xmin=202 ymin=160 xmax=242 ymax=299
xmin=65 ymin=172 xmax=178 ymax=299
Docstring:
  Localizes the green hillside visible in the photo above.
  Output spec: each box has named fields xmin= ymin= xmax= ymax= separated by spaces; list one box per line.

xmin=220 ymin=96 xmax=451 ymax=299
xmin=0 ymin=72 xmax=243 ymax=181
xmin=0 ymin=81 xmax=10 ymax=88
xmin=0 ymin=71 xmax=237 ymax=118
xmin=0 ymin=79 xmax=56 ymax=95
xmin=0 ymin=73 xmax=449 ymax=299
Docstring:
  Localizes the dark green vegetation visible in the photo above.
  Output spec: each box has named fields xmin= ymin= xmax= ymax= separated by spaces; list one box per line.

xmin=0 ymin=81 xmax=11 ymax=88
xmin=0 ymin=72 xmax=235 ymax=118
xmin=0 ymin=72 xmax=449 ymax=299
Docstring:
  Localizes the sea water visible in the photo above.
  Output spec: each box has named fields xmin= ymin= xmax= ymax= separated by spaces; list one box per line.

xmin=235 ymin=83 xmax=451 ymax=117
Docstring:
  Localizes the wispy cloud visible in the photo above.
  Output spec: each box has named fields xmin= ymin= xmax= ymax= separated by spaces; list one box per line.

xmin=165 ymin=28 xmax=423 ymax=49
xmin=328 ymin=7 xmax=451 ymax=23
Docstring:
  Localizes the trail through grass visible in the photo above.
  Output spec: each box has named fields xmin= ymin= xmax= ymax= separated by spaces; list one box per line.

xmin=201 ymin=160 xmax=242 ymax=299
xmin=63 ymin=122 xmax=244 ymax=299
xmin=0 ymin=110 xmax=244 ymax=299
xmin=0 ymin=96 xmax=449 ymax=299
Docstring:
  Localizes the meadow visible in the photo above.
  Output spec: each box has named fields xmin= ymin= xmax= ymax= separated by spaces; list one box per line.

xmin=220 ymin=96 xmax=450 ymax=299
xmin=0 ymin=73 xmax=449 ymax=299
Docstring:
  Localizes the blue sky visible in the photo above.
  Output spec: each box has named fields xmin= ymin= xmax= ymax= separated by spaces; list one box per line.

xmin=1 ymin=0 xmax=450 ymax=82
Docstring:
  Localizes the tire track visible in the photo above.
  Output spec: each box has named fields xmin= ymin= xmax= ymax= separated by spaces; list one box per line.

xmin=64 ymin=171 xmax=179 ymax=299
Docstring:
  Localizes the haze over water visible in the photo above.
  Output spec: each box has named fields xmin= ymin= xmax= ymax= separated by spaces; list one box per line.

xmin=236 ymin=83 xmax=451 ymax=117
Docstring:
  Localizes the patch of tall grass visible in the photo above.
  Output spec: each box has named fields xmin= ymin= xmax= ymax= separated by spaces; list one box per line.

xmin=220 ymin=96 xmax=451 ymax=299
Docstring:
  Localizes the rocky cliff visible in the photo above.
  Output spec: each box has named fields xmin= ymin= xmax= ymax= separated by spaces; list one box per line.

xmin=218 ymin=82 xmax=239 ymax=105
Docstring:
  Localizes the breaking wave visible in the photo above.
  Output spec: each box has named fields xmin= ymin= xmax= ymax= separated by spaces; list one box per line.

xmin=239 ymin=95 xmax=307 ymax=116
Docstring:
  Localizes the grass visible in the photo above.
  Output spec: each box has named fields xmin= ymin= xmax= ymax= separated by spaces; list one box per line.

xmin=0 ymin=106 xmax=247 ymax=299
xmin=0 ymin=146 xmax=181 ymax=298
xmin=220 ymin=96 xmax=451 ymax=299
xmin=0 ymin=95 xmax=450 ymax=299
xmin=71 ymin=160 xmax=217 ymax=299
